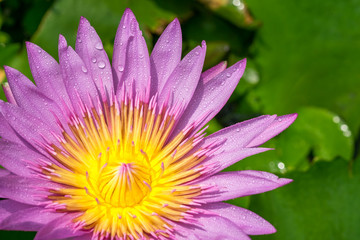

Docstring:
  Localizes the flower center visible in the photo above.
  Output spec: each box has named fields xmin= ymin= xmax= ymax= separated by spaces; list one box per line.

xmin=98 ymin=161 xmax=151 ymax=207
xmin=39 ymin=94 xmax=215 ymax=239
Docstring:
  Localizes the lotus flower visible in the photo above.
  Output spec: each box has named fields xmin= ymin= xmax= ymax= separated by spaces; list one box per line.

xmin=0 ymin=8 xmax=296 ymax=240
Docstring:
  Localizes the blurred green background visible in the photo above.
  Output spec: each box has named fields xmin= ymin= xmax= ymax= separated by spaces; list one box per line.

xmin=0 ymin=0 xmax=359 ymax=239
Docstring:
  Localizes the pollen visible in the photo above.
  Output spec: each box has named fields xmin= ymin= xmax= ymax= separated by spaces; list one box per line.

xmin=40 ymin=92 xmax=213 ymax=239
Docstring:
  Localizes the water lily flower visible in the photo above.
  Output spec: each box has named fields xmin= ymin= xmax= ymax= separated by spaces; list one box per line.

xmin=0 ymin=8 xmax=296 ymax=240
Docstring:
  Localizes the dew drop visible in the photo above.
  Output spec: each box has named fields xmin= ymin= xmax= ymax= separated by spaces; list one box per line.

xmin=91 ymin=58 xmax=97 ymax=63
xmin=236 ymin=128 xmax=240 ymax=132
xmin=226 ymin=73 xmax=232 ymax=78
xmin=95 ymin=43 xmax=103 ymax=50
xmin=38 ymin=49 xmax=42 ymax=53
xmin=220 ymin=80 xmax=225 ymax=86
xmin=195 ymin=51 xmax=200 ymax=56
xmin=98 ymin=61 xmax=106 ymax=69
xmin=118 ymin=65 xmax=124 ymax=72
xmin=81 ymin=66 xmax=88 ymax=73
xmin=77 ymin=38 xmax=82 ymax=43
xmin=122 ymin=25 xmax=126 ymax=29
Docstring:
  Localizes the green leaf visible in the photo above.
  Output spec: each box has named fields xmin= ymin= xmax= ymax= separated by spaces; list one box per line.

xmin=249 ymin=158 xmax=360 ymax=240
xmin=247 ymin=0 xmax=360 ymax=137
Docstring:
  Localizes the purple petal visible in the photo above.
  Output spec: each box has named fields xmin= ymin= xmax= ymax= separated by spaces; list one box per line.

xmin=203 ymin=147 xmax=271 ymax=173
xmin=201 ymin=61 xmax=227 ymax=84
xmin=58 ymin=35 xmax=99 ymax=113
xmin=202 ymin=202 xmax=276 ymax=235
xmin=26 ymin=42 xmax=71 ymax=107
xmin=35 ymin=213 xmax=87 ymax=240
xmin=247 ymin=113 xmax=298 ymax=147
xmin=0 ymin=169 xmax=11 ymax=178
xmin=0 ymin=113 xmax=23 ymax=143
xmin=2 ymin=82 xmax=17 ymax=105
xmin=0 ymin=100 xmax=61 ymax=154
xmin=75 ymin=17 xmax=114 ymax=95
xmin=174 ymin=214 xmax=250 ymax=240
xmin=159 ymin=41 xmax=206 ymax=108
xmin=113 ymin=8 xmax=137 ymax=88
xmin=150 ymin=18 xmax=182 ymax=94
xmin=197 ymin=170 xmax=292 ymax=202
xmin=172 ymin=59 xmax=246 ymax=136
xmin=0 ymin=204 xmax=63 ymax=231
xmin=0 ymin=139 xmax=39 ymax=177
xmin=0 ymin=200 xmax=32 ymax=223
xmin=202 ymin=115 xmax=277 ymax=152
xmin=121 ymin=20 xmax=150 ymax=101
xmin=5 ymin=66 xmax=66 ymax=128
xmin=0 ymin=174 xmax=60 ymax=205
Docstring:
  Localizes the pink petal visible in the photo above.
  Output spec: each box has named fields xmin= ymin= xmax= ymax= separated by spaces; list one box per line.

xmin=0 ymin=175 xmax=60 ymax=206
xmin=26 ymin=42 xmax=71 ymax=107
xmin=0 ymin=200 xmax=32 ymax=223
xmin=247 ymin=113 xmax=298 ymax=147
xmin=0 ymin=205 xmax=63 ymax=231
xmin=75 ymin=17 xmax=114 ymax=95
xmin=35 ymin=213 xmax=87 ymax=240
xmin=5 ymin=66 xmax=66 ymax=128
xmin=0 ymin=101 xmax=61 ymax=154
xmin=202 ymin=115 xmax=277 ymax=152
xmin=202 ymin=202 xmax=276 ymax=235
xmin=2 ymin=82 xmax=17 ymax=105
xmin=112 ymin=8 xmax=137 ymax=88
xmin=159 ymin=41 xmax=206 ymax=108
xmin=0 ymin=169 xmax=11 ymax=178
xmin=197 ymin=170 xmax=292 ymax=202
xmin=150 ymin=18 xmax=182 ymax=94
xmin=172 ymin=59 xmax=246 ymax=136
xmin=201 ymin=61 xmax=227 ymax=84
xmin=0 ymin=139 xmax=38 ymax=177
xmin=58 ymin=35 xmax=99 ymax=113
xmin=174 ymin=214 xmax=250 ymax=240
xmin=0 ymin=113 xmax=23 ymax=143
xmin=203 ymin=147 xmax=271 ymax=173
xmin=121 ymin=19 xmax=150 ymax=101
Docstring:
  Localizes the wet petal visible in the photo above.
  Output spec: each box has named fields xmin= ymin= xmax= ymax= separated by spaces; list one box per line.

xmin=159 ymin=41 xmax=206 ymax=108
xmin=150 ymin=18 xmax=182 ymax=94
xmin=35 ymin=213 xmax=87 ymax=240
xmin=0 ymin=204 xmax=63 ymax=231
xmin=2 ymin=82 xmax=17 ymax=105
xmin=0 ymin=175 xmax=60 ymax=205
xmin=121 ymin=20 xmax=150 ymax=101
xmin=0 ymin=200 xmax=32 ymax=222
xmin=203 ymin=147 xmax=271 ymax=173
xmin=201 ymin=61 xmax=227 ymax=84
xmin=58 ymin=35 xmax=99 ymax=113
xmin=0 ymin=100 xmax=61 ymax=154
xmin=203 ymin=115 xmax=277 ymax=152
xmin=5 ymin=66 xmax=66 ymax=128
xmin=197 ymin=170 xmax=292 ymax=202
xmin=75 ymin=17 xmax=114 ymax=95
xmin=174 ymin=214 xmax=250 ymax=240
xmin=201 ymin=202 xmax=276 ymax=235
xmin=113 ymin=8 xmax=137 ymax=88
xmin=247 ymin=113 xmax=298 ymax=147
xmin=172 ymin=59 xmax=246 ymax=136
xmin=26 ymin=42 xmax=71 ymax=107
xmin=0 ymin=139 xmax=39 ymax=177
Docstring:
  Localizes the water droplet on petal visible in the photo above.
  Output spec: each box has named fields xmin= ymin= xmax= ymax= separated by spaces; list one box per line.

xmin=38 ymin=49 xmax=42 ymax=53
xmin=226 ymin=73 xmax=231 ymax=78
xmin=95 ymin=43 xmax=103 ymax=50
xmin=98 ymin=61 xmax=106 ymax=69
xmin=118 ymin=65 xmax=124 ymax=72
xmin=122 ymin=25 xmax=126 ymax=29
xmin=81 ymin=66 xmax=88 ymax=73
xmin=92 ymin=58 xmax=97 ymax=63
xmin=195 ymin=51 xmax=200 ymax=56
xmin=77 ymin=38 xmax=82 ymax=43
